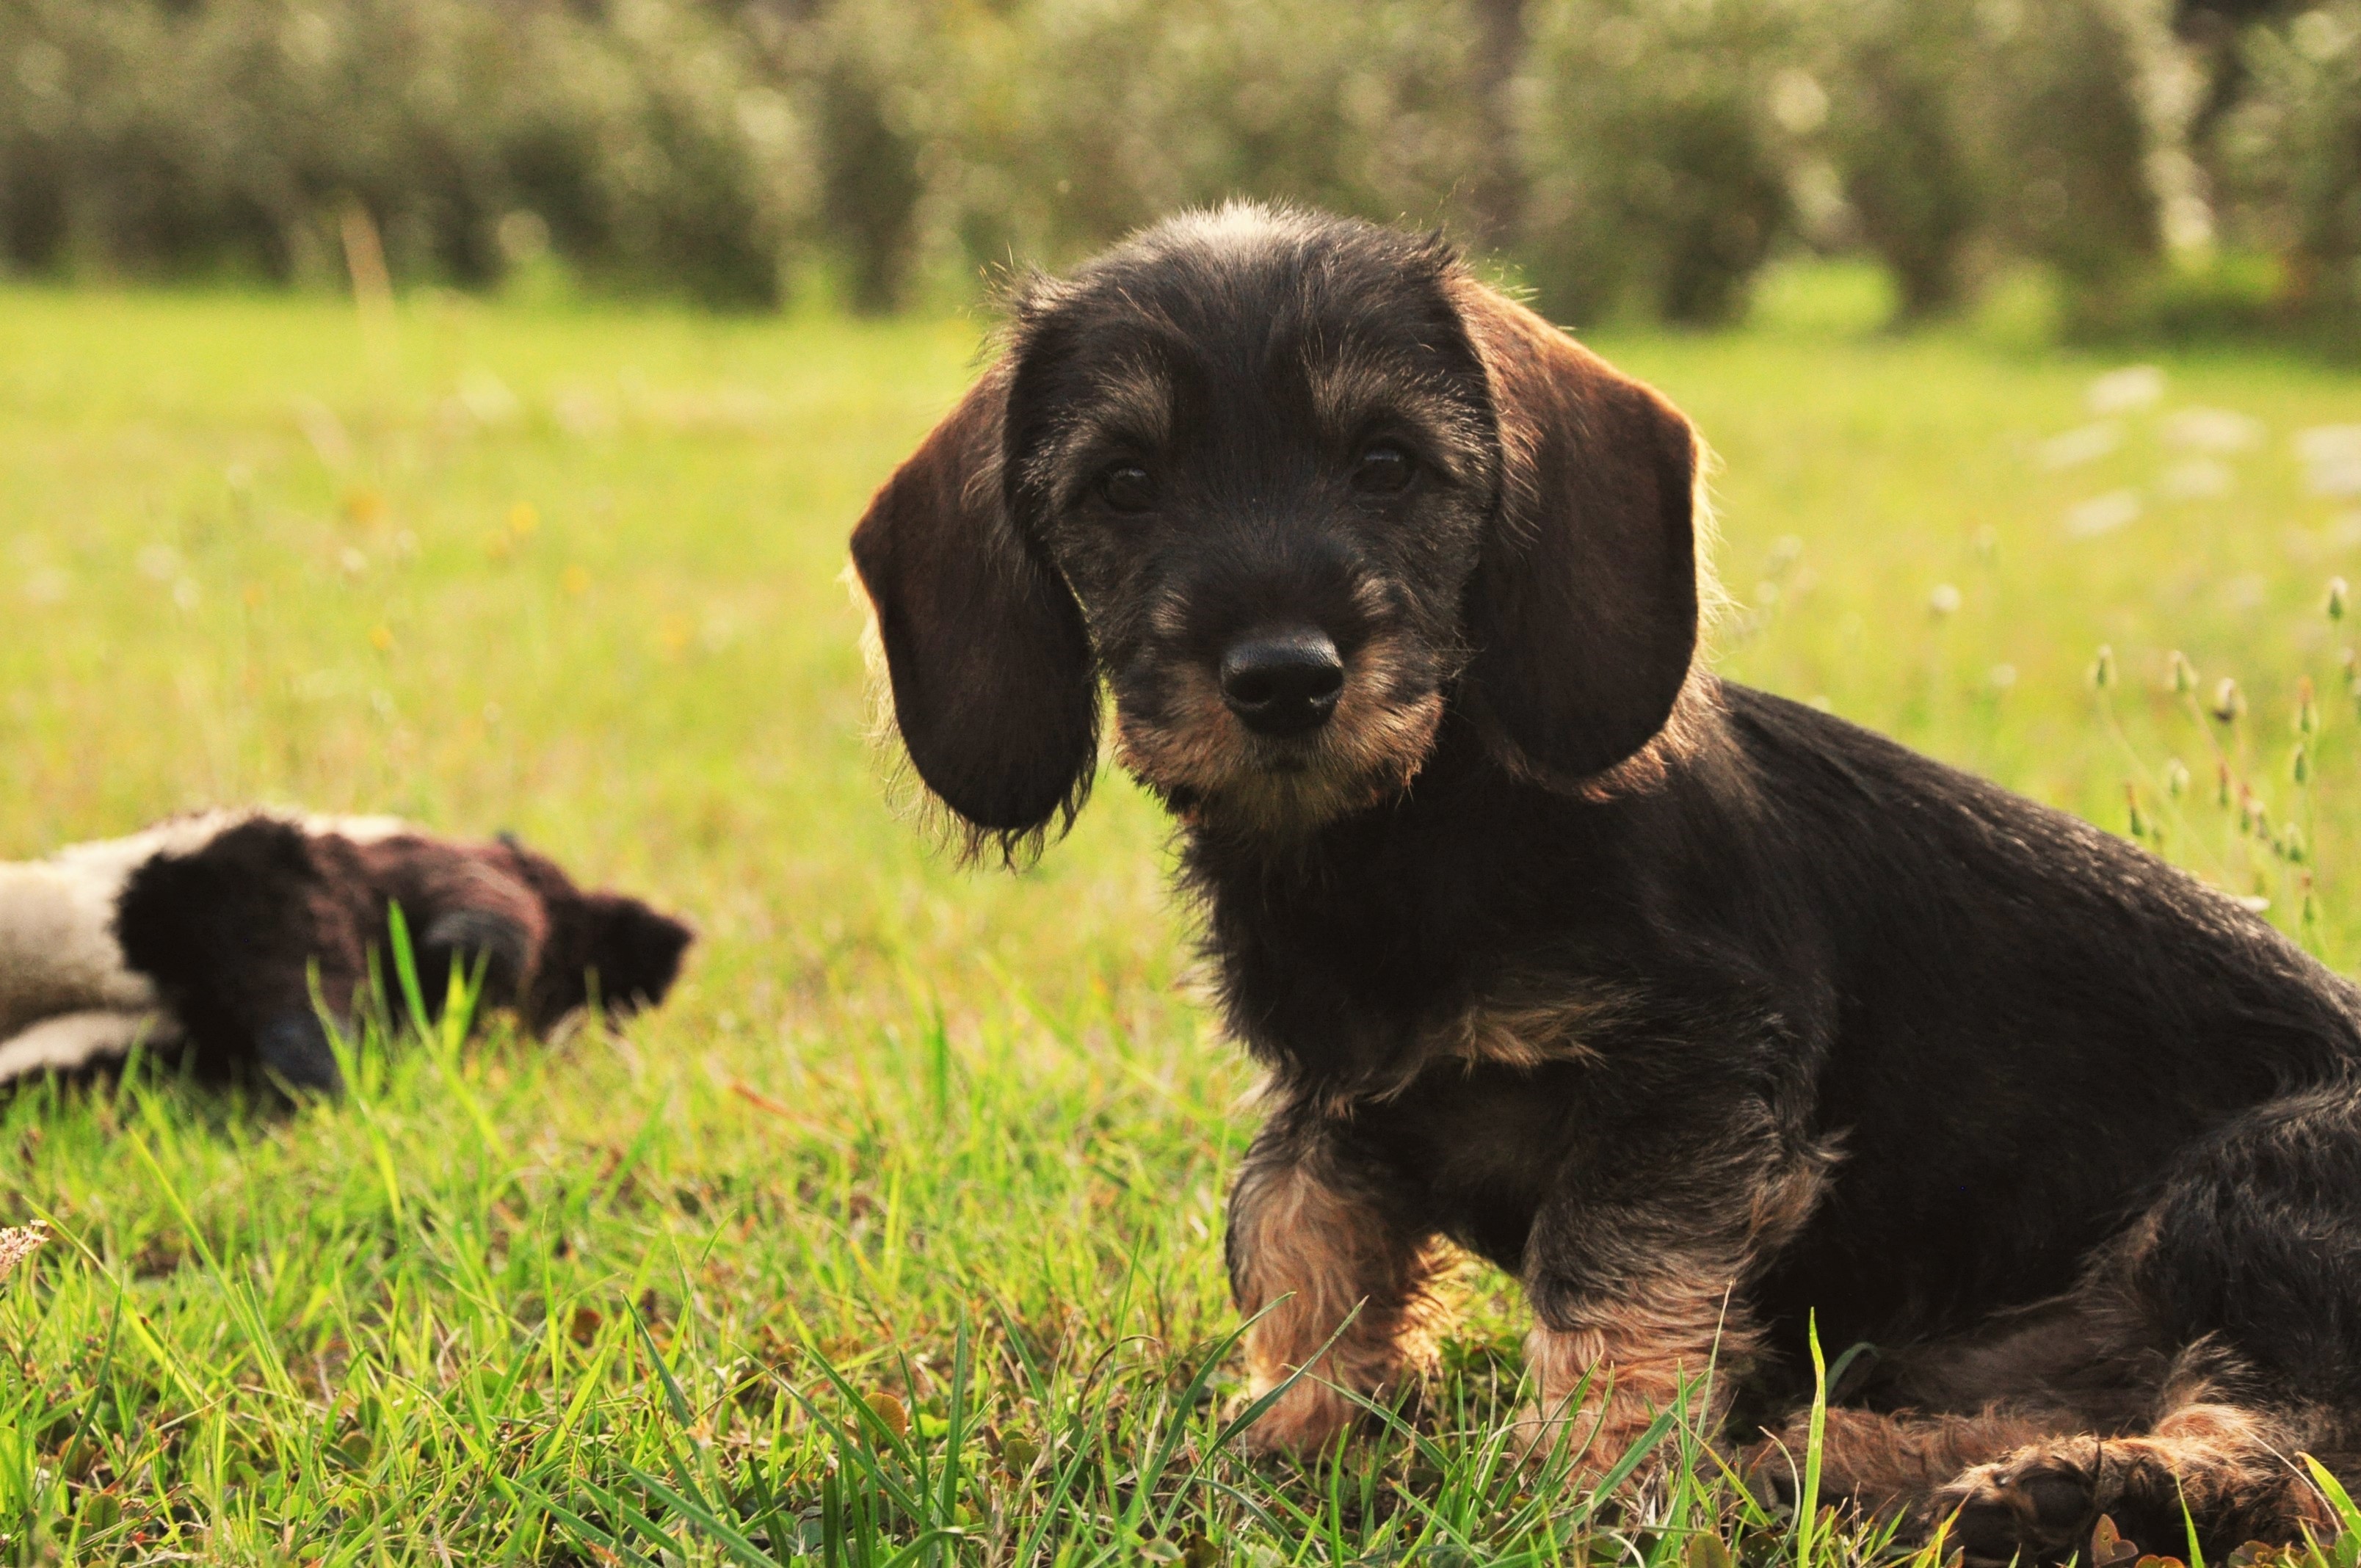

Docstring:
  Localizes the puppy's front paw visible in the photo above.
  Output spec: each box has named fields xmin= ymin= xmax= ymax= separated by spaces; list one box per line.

xmin=1230 ymin=1376 xmax=1356 ymax=1459
xmin=1513 ymin=1396 xmax=1672 ymax=1489
xmin=1932 ymin=1447 xmax=2100 ymax=1567
xmin=255 ymin=1012 xmax=342 ymax=1096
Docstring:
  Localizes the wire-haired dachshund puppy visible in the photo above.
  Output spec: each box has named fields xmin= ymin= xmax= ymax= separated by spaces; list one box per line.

xmin=851 ymin=203 xmax=2361 ymax=1561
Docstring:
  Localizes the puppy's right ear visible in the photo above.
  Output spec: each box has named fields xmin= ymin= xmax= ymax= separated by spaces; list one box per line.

xmin=1448 ymin=280 xmax=1702 ymax=789
xmin=850 ymin=362 xmax=1099 ymax=852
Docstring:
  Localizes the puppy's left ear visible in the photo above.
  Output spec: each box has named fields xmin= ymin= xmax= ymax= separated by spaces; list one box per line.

xmin=851 ymin=361 xmax=1100 ymax=852
xmin=1449 ymin=280 xmax=1702 ymax=788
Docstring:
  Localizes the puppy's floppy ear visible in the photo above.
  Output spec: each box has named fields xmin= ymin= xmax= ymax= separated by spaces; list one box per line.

xmin=1449 ymin=280 xmax=1702 ymax=787
xmin=850 ymin=360 xmax=1098 ymax=851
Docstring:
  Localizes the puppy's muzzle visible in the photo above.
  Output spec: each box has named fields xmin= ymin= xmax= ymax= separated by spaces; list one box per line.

xmin=1220 ymin=629 xmax=1344 ymax=737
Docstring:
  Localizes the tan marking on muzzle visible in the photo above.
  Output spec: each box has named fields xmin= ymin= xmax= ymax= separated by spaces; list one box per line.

xmin=1115 ymin=633 xmax=1442 ymax=833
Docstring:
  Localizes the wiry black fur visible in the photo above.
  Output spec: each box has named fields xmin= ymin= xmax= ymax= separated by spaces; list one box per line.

xmin=111 ymin=817 xmax=692 ymax=1095
xmin=852 ymin=204 xmax=2361 ymax=1559
xmin=112 ymin=818 xmax=360 ymax=1094
xmin=1271 ymin=694 xmax=2361 ymax=1389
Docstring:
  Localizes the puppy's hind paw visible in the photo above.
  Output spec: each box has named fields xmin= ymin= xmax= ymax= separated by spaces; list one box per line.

xmin=1740 ymin=1434 xmax=1801 ymax=1513
xmin=1932 ymin=1448 xmax=2100 ymax=1568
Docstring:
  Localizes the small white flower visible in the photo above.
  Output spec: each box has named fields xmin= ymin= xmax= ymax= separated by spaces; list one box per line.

xmin=2087 ymin=366 xmax=2165 ymax=415
xmin=2159 ymin=459 xmax=2233 ymax=501
xmin=2040 ymin=423 xmax=2120 ymax=469
xmin=294 ymin=396 xmax=352 ymax=468
xmin=2296 ymin=427 xmax=2361 ymax=465
xmin=458 ymin=368 xmax=521 ymax=427
xmin=2066 ymin=491 xmax=2143 ymax=538
xmin=0 ymin=1224 xmax=46 ymax=1280
xmin=2310 ymin=462 xmax=2361 ymax=498
xmin=2297 ymin=427 xmax=2361 ymax=496
xmin=2161 ymin=407 xmax=2262 ymax=453
xmin=554 ymin=388 xmax=614 ymax=438
xmin=1929 ymin=583 xmax=1963 ymax=616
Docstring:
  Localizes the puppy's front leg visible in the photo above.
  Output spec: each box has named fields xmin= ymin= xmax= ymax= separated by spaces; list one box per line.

xmin=1227 ymin=1114 xmax=1443 ymax=1455
xmin=1512 ymin=1103 xmax=1827 ymax=1482
xmin=1520 ymin=1268 xmax=1755 ymax=1480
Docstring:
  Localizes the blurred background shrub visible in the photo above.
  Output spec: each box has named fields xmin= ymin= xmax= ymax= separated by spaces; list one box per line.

xmin=0 ymin=0 xmax=2354 ymax=338
xmin=2204 ymin=0 xmax=2361 ymax=334
xmin=0 ymin=0 xmax=810 ymax=305
xmin=1515 ymin=0 xmax=1800 ymax=325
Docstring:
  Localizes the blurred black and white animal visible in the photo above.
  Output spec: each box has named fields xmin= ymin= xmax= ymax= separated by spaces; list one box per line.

xmin=0 ymin=810 xmax=692 ymax=1095
xmin=851 ymin=203 xmax=2361 ymax=1562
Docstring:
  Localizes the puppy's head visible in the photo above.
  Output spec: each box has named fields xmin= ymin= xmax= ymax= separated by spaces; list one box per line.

xmin=526 ymin=892 xmax=694 ymax=1031
xmin=853 ymin=203 xmax=1704 ymax=849
xmin=485 ymin=837 xmax=695 ymax=1031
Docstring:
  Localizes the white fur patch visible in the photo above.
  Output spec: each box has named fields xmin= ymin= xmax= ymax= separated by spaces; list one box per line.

xmin=300 ymin=813 xmax=410 ymax=844
xmin=0 ymin=808 xmax=416 ymax=1081
xmin=0 ymin=850 xmax=172 ymax=1040
xmin=0 ymin=1009 xmax=181 ymax=1082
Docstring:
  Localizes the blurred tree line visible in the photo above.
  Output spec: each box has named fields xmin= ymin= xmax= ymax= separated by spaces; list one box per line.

xmin=1 ymin=0 xmax=2357 ymax=335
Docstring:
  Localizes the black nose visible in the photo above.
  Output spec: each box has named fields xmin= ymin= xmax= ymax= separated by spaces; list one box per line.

xmin=1219 ymin=631 xmax=1344 ymax=737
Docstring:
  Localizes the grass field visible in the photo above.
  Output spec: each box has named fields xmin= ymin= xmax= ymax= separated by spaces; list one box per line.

xmin=5 ymin=268 xmax=2361 ymax=1564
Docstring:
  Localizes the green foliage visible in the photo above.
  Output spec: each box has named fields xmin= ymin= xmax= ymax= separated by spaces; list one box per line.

xmin=0 ymin=0 xmax=810 ymax=305
xmin=2213 ymin=1 xmax=2361 ymax=330
xmin=0 ymin=0 xmax=2237 ymax=333
xmin=1518 ymin=0 xmax=1800 ymax=325
xmin=791 ymin=0 xmax=934 ymax=313
xmin=935 ymin=0 xmax=1498 ymax=275
xmin=7 ymin=276 xmax=2361 ymax=1556
xmin=1987 ymin=0 xmax=2164 ymax=333
xmin=1802 ymin=0 xmax=2166 ymax=331
xmin=1814 ymin=0 xmax=1998 ymax=321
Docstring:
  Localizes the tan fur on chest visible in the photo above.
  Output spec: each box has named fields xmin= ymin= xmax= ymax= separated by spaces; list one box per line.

xmin=1436 ymin=987 xmax=1640 ymax=1072
xmin=1315 ymin=984 xmax=1636 ymax=1117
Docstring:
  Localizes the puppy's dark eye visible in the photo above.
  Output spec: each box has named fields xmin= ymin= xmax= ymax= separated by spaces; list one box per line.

xmin=1352 ymin=442 xmax=1415 ymax=496
xmin=1098 ymin=462 xmax=1156 ymax=514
